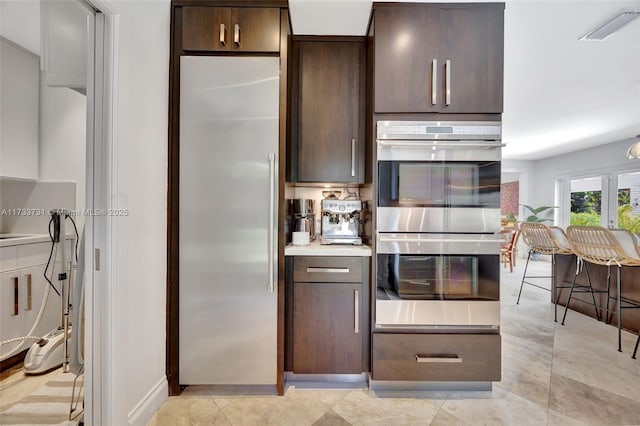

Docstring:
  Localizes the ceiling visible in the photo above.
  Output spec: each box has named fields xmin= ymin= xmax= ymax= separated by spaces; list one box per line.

xmin=2 ymin=0 xmax=639 ymax=161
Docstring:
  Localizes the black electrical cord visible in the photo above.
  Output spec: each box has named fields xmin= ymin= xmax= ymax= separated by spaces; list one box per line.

xmin=44 ymin=216 xmax=61 ymax=296
xmin=66 ymin=214 xmax=80 ymax=262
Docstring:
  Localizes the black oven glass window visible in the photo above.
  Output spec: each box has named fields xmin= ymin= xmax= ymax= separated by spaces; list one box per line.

xmin=377 ymin=254 xmax=499 ymax=301
xmin=379 ymin=161 xmax=500 ymax=208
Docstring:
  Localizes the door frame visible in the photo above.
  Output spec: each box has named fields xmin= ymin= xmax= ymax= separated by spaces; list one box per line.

xmin=84 ymin=1 xmax=118 ymax=424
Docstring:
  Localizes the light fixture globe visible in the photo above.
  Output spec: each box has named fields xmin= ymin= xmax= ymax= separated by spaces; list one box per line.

xmin=627 ymin=135 xmax=640 ymax=159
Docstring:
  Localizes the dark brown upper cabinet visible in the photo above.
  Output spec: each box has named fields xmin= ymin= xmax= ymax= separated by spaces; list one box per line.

xmin=373 ymin=3 xmax=504 ymax=114
xmin=289 ymin=39 xmax=366 ymax=183
xmin=181 ymin=7 xmax=280 ymax=53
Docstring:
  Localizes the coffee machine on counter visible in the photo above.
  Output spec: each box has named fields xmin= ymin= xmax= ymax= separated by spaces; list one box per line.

xmin=320 ymin=199 xmax=363 ymax=245
xmin=289 ymin=198 xmax=316 ymax=242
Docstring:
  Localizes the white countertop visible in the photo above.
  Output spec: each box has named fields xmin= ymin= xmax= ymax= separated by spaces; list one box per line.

xmin=285 ymin=239 xmax=371 ymax=256
xmin=0 ymin=234 xmax=75 ymax=247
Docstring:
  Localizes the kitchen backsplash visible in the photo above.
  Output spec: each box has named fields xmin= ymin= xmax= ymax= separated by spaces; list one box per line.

xmin=0 ymin=179 xmax=76 ymax=234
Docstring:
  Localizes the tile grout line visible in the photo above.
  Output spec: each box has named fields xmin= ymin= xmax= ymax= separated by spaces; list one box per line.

xmin=211 ymin=396 xmax=234 ymax=426
xmin=545 ymin=316 xmax=559 ymax=426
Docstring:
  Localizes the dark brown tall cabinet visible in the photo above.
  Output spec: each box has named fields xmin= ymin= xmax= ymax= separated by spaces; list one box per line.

xmin=289 ymin=39 xmax=366 ymax=183
xmin=373 ymin=3 xmax=504 ymax=113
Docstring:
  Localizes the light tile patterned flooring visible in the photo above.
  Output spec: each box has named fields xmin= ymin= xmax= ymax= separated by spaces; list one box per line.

xmin=148 ymin=259 xmax=640 ymax=426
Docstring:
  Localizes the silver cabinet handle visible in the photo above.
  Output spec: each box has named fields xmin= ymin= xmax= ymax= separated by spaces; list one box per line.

xmin=25 ymin=274 xmax=32 ymax=311
xmin=268 ymin=153 xmax=277 ymax=293
xmin=306 ymin=267 xmax=350 ymax=273
xmin=431 ymin=59 xmax=437 ymax=105
xmin=351 ymin=138 xmax=356 ymax=177
xmin=233 ymin=24 xmax=241 ymax=47
xmin=12 ymin=277 xmax=19 ymax=316
xmin=445 ymin=59 xmax=451 ymax=106
xmin=219 ymin=24 xmax=227 ymax=46
xmin=416 ymin=355 xmax=462 ymax=363
xmin=354 ymin=289 xmax=359 ymax=333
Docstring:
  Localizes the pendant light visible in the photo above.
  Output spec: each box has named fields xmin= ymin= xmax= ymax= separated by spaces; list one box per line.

xmin=627 ymin=135 xmax=640 ymax=159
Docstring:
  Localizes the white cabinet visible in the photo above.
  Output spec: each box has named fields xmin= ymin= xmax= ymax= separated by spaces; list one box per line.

xmin=0 ymin=271 xmax=23 ymax=349
xmin=40 ymin=0 xmax=92 ymax=90
xmin=0 ymin=38 xmax=39 ymax=180
xmin=0 ymin=241 xmax=70 ymax=356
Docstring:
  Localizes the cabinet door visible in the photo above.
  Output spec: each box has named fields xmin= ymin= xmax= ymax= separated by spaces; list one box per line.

xmin=373 ymin=4 xmax=504 ymax=114
xmin=40 ymin=0 xmax=91 ymax=89
xmin=1 ymin=271 xmax=24 ymax=350
xmin=438 ymin=5 xmax=504 ymax=113
xmin=20 ymin=265 xmax=61 ymax=338
xmin=0 ymin=38 xmax=39 ymax=180
xmin=231 ymin=8 xmax=280 ymax=53
xmin=296 ymin=41 xmax=364 ymax=182
xmin=182 ymin=7 xmax=231 ymax=51
xmin=374 ymin=5 xmax=440 ymax=113
xmin=293 ymin=282 xmax=362 ymax=373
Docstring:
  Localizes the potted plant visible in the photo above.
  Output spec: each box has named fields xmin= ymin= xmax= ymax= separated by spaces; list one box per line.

xmin=521 ymin=204 xmax=556 ymax=223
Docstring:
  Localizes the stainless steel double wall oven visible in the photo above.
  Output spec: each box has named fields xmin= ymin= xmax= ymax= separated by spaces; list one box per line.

xmin=375 ymin=121 xmax=503 ymax=330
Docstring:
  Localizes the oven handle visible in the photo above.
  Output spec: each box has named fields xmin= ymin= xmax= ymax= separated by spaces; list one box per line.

xmin=378 ymin=236 xmax=503 ymax=244
xmin=377 ymin=140 xmax=505 ymax=149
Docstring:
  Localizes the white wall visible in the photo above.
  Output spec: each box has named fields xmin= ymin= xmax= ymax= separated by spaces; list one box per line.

xmin=528 ymin=137 xmax=639 ymax=209
xmin=504 ymin=137 xmax=640 ymax=230
xmin=107 ymin=1 xmax=170 ymax=424
xmin=39 ymin=82 xmax=87 ymax=232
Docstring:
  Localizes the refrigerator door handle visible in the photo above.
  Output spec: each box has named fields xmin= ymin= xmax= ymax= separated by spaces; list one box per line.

xmin=268 ymin=152 xmax=277 ymax=293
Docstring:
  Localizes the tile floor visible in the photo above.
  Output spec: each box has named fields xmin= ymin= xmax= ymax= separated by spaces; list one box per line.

xmin=2 ymin=260 xmax=633 ymax=424
xmin=148 ymin=259 xmax=640 ymax=426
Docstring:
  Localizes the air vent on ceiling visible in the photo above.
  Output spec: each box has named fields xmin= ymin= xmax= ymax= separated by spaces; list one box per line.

xmin=579 ymin=8 xmax=640 ymax=41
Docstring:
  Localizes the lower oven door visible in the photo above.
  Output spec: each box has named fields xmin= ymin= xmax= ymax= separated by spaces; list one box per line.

xmin=375 ymin=233 xmax=501 ymax=329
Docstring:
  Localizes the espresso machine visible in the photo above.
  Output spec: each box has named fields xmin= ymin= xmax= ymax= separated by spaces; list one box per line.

xmin=289 ymin=199 xmax=316 ymax=242
xmin=320 ymin=199 xmax=363 ymax=245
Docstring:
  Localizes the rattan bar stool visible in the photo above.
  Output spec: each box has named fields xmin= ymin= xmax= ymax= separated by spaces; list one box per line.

xmin=564 ymin=226 xmax=640 ymax=356
xmin=517 ymin=222 xmax=600 ymax=322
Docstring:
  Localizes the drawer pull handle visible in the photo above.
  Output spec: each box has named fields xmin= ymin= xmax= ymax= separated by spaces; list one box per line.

xmin=415 ymin=355 xmax=462 ymax=363
xmin=25 ymin=274 xmax=32 ymax=311
xmin=13 ymin=277 xmax=19 ymax=316
xmin=306 ymin=267 xmax=349 ymax=273
xmin=219 ymin=24 xmax=227 ymax=46
xmin=445 ymin=59 xmax=451 ymax=106
xmin=354 ymin=289 xmax=359 ymax=334
xmin=431 ymin=59 xmax=437 ymax=105
xmin=233 ymin=24 xmax=241 ymax=47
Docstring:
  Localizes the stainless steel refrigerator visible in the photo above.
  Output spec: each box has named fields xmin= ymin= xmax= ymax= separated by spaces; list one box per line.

xmin=179 ymin=56 xmax=279 ymax=385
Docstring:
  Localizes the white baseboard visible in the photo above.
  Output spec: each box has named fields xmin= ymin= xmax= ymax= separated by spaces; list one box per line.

xmin=127 ymin=375 xmax=168 ymax=426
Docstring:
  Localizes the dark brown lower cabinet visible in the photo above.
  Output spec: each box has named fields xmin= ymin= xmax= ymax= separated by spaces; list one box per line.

xmin=372 ymin=333 xmax=501 ymax=381
xmin=293 ymin=282 xmax=362 ymax=373
xmin=287 ymin=256 xmax=370 ymax=374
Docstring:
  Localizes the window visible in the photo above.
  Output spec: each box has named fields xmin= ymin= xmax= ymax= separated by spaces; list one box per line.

xmin=568 ymin=172 xmax=640 ymax=233
xmin=617 ymin=171 xmax=640 ymax=234
xmin=570 ymin=177 xmax=602 ymax=226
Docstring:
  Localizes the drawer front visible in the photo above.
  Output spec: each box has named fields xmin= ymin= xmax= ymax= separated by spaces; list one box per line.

xmin=0 ymin=247 xmax=18 ymax=272
xmin=293 ymin=256 xmax=363 ymax=283
xmin=17 ymin=242 xmax=51 ymax=268
xmin=372 ymin=333 xmax=501 ymax=381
